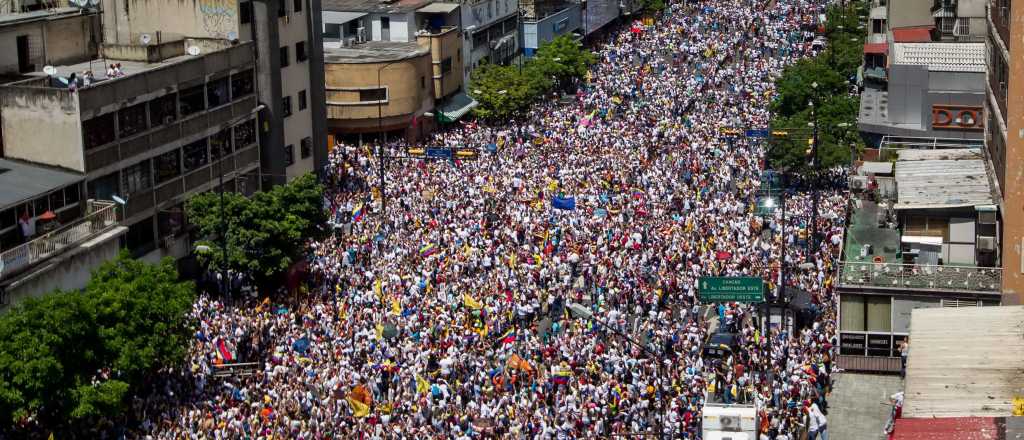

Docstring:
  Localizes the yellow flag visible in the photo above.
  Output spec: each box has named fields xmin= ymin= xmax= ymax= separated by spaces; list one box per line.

xmin=464 ymin=293 xmax=483 ymax=310
xmin=347 ymin=396 xmax=370 ymax=418
xmin=374 ymin=278 xmax=383 ymax=300
xmin=416 ymin=375 xmax=430 ymax=394
xmin=375 ymin=323 xmax=384 ymax=339
xmin=391 ymin=297 xmax=401 ymax=316
xmin=508 ymin=253 xmax=517 ymax=268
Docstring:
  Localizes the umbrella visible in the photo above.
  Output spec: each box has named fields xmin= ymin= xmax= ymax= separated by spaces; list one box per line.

xmin=382 ymin=323 xmax=398 ymax=340
xmin=38 ymin=210 xmax=57 ymax=221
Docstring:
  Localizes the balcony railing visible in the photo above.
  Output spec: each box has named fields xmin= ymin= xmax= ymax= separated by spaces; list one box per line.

xmin=0 ymin=200 xmax=120 ymax=280
xmin=837 ymin=261 xmax=1002 ymax=293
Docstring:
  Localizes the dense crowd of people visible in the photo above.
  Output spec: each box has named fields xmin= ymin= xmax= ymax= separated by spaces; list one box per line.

xmin=132 ymin=0 xmax=851 ymax=437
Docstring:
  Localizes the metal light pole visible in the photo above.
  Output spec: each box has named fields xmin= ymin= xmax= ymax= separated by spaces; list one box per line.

xmin=376 ymin=60 xmax=404 ymax=252
xmin=809 ymin=82 xmax=820 ymax=252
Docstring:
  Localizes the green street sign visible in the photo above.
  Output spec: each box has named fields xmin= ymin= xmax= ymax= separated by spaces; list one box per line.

xmin=699 ymin=277 xmax=764 ymax=303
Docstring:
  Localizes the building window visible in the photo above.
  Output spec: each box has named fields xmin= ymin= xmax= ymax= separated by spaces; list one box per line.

xmin=240 ymin=1 xmax=252 ymax=24
xmin=324 ymin=23 xmax=342 ymax=39
xmin=48 ymin=190 xmax=64 ymax=212
xmin=955 ymin=17 xmax=969 ymax=36
xmin=283 ymin=96 xmax=292 ymax=117
xmin=284 ymin=144 xmax=295 ymax=166
xmin=210 ymin=128 xmax=233 ymax=160
xmin=381 ymin=16 xmax=390 ymax=30
xmin=359 ymin=88 xmax=387 ymax=102
xmin=293 ymin=0 xmax=301 ymax=13
xmin=149 ymin=93 xmax=177 ymax=127
xmin=118 ymin=102 xmax=148 ymax=138
xmin=940 ymin=17 xmax=955 ymax=35
xmin=231 ymin=69 xmax=254 ymax=99
xmin=441 ymin=57 xmax=452 ymax=74
xmin=234 ymin=119 xmax=257 ymax=148
xmin=154 ymin=149 xmax=181 ymax=184
xmin=125 ymin=217 xmax=155 ymax=255
xmin=300 ymin=136 xmax=312 ymax=158
xmin=296 ymin=41 xmax=308 ymax=62
xmin=121 ymin=159 xmax=152 ymax=195
xmin=207 ymin=77 xmax=230 ymax=108
xmin=277 ymin=0 xmax=286 ymax=17
xmin=280 ymin=46 xmax=290 ymax=67
xmin=64 ymin=184 xmax=81 ymax=206
xmin=179 ymin=84 xmax=207 ymax=117
xmin=298 ymin=90 xmax=307 ymax=110
xmin=421 ymin=76 xmax=426 ymax=89
xmin=87 ymin=172 xmax=119 ymax=200
xmin=83 ymin=113 xmax=116 ymax=149
xmin=183 ymin=139 xmax=209 ymax=171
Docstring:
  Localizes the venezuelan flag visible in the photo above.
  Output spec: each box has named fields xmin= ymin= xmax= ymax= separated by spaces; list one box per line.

xmin=351 ymin=204 xmax=365 ymax=223
xmin=420 ymin=243 xmax=437 ymax=257
xmin=499 ymin=328 xmax=516 ymax=345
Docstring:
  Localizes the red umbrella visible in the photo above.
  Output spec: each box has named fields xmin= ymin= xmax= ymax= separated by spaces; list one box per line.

xmin=38 ymin=210 xmax=57 ymax=221
xmin=716 ymin=251 xmax=732 ymax=261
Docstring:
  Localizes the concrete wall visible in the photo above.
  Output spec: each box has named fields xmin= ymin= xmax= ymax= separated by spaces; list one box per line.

xmin=0 ymin=14 xmax=97 ymax=76
xmin=418 ymin=28 xmax=462 ymax=99
xmin=101 ymin=0 xmax=240 ymax=45
xmin=887 ymin=0 xmax=933 ymax=29
xmin=277 ymin=0 xmax=317 ymax=179
xmin=0 ymin=86 xmax=84 ymax=171
xmin=2 ymin=227 xmax=125 ymax=312
xmin=1000 ymin=4 xmax=1024 ymax=304
xmin=325 ymin=53 xmax=434 ymax=123
xmin=583 ymin=0 xmax=620 ymax=35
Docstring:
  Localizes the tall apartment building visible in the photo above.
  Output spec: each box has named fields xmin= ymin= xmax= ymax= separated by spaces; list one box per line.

xmin=238 ymin=0 xmax=328 ymax=184
xmin=985 ymin=0 xmax=1024 ymax=304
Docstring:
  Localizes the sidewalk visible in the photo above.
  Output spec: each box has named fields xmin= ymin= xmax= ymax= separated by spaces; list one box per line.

xmin=827 ymin=372 xmax=903 ymax=440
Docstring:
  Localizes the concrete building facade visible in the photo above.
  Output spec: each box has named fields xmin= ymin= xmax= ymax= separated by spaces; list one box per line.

xmin=985 ymin=0 xmax=1024 ymax=304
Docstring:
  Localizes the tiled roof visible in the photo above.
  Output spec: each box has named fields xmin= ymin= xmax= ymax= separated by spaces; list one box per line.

xmin=892 ymin=42 xmax=986 ymax=72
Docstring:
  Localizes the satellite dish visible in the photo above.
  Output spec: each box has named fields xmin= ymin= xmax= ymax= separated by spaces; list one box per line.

xmin=42 ymin=65 xmax=57 ymax=76
xmin=227 ymin=31 xmax=238 ymax=41
xmin=187 ymin=46 xmax=201 ymax=56
xmin=140 ymin=33 xmax=151 ymax=45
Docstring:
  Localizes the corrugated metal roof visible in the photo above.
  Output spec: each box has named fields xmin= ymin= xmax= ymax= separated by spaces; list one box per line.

xmin=894 ymin=148 xmax=993 ymax=209
xmin=903 ymin=306 xmax=1024 ymax=419
xmin=0 ymin=159 xmax=84 ymax=209
xmin=893 ymin=42 xmax=986 ymax=72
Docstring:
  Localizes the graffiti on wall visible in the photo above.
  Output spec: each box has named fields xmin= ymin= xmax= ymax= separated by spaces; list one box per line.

xmin=198 ymin=0 xmax=237 ymax=38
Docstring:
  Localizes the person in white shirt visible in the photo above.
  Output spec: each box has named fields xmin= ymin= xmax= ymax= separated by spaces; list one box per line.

xmin=807 ymin=402 xmax=828 ymax=440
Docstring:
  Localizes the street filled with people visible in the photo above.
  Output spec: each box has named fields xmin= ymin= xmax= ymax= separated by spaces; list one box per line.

xmin=134 ymin=0 xmax=850 ymax=438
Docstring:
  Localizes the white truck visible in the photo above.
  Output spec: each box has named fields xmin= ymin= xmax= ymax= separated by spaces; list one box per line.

xmin=702 ymin=392 xmax=759 ymax=440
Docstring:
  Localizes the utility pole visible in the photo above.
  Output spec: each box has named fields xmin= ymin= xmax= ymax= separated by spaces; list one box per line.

xmin=809 ymin=83 xmax=820 ymax=252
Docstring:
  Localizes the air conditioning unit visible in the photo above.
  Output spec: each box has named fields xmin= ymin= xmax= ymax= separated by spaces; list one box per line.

xmin=849 ymin=176 xmax=868 ymax=191
xmin=719 ymin=415 xmax=741 ymax=432
xmin=941 ymin=299 xmax=981 ymax=308
xmin=357 ymin=27 xmax=366 ymax=42
xmin=977 ymin=235 xmax=996 ymax=251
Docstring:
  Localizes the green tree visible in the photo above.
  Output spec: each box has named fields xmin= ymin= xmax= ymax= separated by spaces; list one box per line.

xmin=187 ymin=172 xmax=326 ymax=287
xmin=533 ymin=35 xmax=596 ymax=85
xmin=0 ymin=253 xmax=195 ymax=431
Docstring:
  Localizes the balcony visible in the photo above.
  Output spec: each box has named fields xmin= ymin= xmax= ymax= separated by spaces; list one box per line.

xmin=837 ymin=261 xmax=1001 ymax=293
xmin=0 ymin=200 xmax=120 ymax=281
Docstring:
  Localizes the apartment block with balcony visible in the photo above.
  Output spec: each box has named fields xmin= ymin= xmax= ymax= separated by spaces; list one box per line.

xmin=836 ymin=147 xmax=1001 ymax=372
xmin=0 ymin=40 xmax=262 ymax=261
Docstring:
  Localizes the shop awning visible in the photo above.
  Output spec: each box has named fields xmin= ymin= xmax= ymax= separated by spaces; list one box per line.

xmin=322 ymin=11 xmax=367 ymax=24
xmin=863 ymin=42 xmax=888 ymax=54
xmin=436 ymin=92 xmax=478 ymax=123
xmin=893 ymin=26 xmax=933 ymax=43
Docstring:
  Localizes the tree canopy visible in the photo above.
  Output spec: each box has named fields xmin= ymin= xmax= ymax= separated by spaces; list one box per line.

xmin=187 ymin=172 xmax=326 ymax=287
xmin=768 ymin=3 xmax=867 ymax=172
xmin=470 ymin=36 xmax=596 ymax=120
xmin=0 ymin=253 xmax=195 ymax=432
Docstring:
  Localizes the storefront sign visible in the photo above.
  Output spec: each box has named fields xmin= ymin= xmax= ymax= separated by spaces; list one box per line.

xmin=867 ymin=334 xmax=893 ymax=357
xmin=839 ymin=332 xmax=866 ymax=356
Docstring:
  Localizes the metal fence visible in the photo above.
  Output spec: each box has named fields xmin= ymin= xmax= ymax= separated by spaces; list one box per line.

xmin=837 ymin=260 xmax=1002 ymax=293
xmin=0 ymin=200 xmax=119 ymax=280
